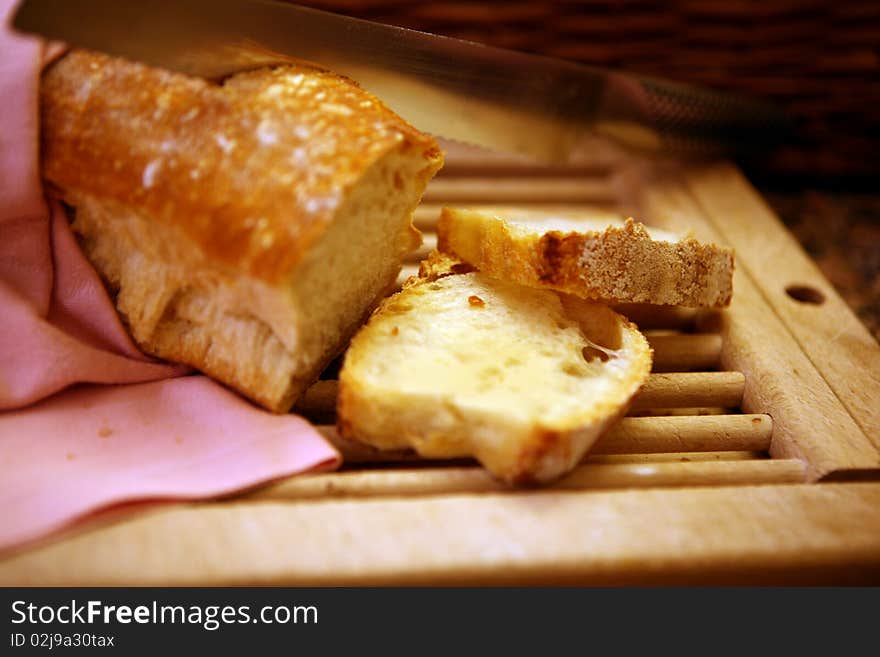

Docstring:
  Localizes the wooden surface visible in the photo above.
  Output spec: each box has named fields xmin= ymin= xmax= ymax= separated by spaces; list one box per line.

xmin=245 ymin=459 xmax=806 ymax=500
xmin=2 ymin=483 xmax=878 ymax=585
xmin=762 ymin=190 xmax=880 ymax=343
xmin=641 ymin=168 xmax=880 ymax=480
xmin=4 ymin=141 xmax=880 ymax=585
xmin=684 ymin=164 xmax=880 ymax=454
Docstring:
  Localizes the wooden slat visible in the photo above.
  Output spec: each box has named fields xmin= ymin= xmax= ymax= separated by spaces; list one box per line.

xmin=319 ymin=414 xmax=771 ymax=463
xmin=245 ymin=459 xmax=805 ymax=501
xmin=3 ymin=483 xmax=878 ymax=585
xmin=588 ymin=450 xmax=765 ymax=464
xmin=643 ymin=170 xmax=880 ymax=480
xmin=412 ymin=204 xmax=440 ymax=230
xmin=412 ymin=202 xmax=621 ymax=231
xmin=683 ymin=163 xmax=880 ymax=454
xmin=592 ymin=413 xmax=770 ymax=453
xmin=403 ymin=232 xmax=437 ymax=264
xmin=630 ymin=372 xmax=744 ymax=409
xmin=294 ymin=372 xmax=745 ymax=418
xmin=422 ymin=177 xmax=618 ymax=204
xmin=436 ymin=160 xmax=614 ymax=179
xmin=629 ymin=407 xmax=731 ymax=416
xmin=613 ymin=303 xmax=700 ymax=331
xmin=647 ymin=333 xmax=722 ymax=371
xmin=435 ymin=137 xmax=617 ymax=175
xmin=395 ymin=264 xmax=420 ymax=289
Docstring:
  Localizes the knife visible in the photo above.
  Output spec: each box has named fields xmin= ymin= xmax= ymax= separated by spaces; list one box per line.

xmin=12 ymin=0 xmax=790 ymax=162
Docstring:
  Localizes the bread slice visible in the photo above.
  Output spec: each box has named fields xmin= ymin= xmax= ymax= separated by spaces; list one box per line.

xmin=40 ymin=50 xmax=443 ymax=412
xmin=337 ymin=252 xmax=653 ymax=484
xmin=437 ymin=207 xmax=734 ymax=307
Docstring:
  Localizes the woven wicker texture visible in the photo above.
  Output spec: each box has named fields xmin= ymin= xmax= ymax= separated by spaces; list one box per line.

xmin=295 ymin=0 xmax=880 ymax=179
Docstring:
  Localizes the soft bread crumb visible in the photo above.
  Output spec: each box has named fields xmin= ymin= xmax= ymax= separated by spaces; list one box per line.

xmin=338 ymin=253 xmax=653 ymax=484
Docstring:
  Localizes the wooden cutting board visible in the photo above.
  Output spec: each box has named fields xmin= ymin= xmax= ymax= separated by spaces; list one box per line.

xmin=2 ymin=139 xmax=879 ymax=585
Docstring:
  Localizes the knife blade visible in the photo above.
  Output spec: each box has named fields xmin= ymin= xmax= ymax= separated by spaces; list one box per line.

xmin=12 ymin=0 xmax=790 ymax=161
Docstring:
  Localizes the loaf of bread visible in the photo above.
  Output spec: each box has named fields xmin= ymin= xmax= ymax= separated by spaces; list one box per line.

xmin=437 ymin=207 xmax=734 ymax=307
xmin=337 ymin=252 xmax=652 ymax=484
xmin=40 ymin=50 xmax=443 ymax=412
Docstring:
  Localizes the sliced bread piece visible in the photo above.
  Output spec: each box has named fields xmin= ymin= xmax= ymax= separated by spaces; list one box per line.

xmin=40 ymin=50 xmax=443 ymax=412
xmin=437 ymin=207 xmax=734 ymax=307
xmin=337 ymin=252 xmax=653 ymax=484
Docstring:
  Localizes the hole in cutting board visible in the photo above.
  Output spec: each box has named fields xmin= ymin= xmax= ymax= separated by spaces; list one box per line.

xmin=785 ymin=285 xmax=825 ymax=305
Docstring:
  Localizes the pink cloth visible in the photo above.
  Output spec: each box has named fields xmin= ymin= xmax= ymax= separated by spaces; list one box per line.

xmin=0 ymin=0 xmax=340 ymax=552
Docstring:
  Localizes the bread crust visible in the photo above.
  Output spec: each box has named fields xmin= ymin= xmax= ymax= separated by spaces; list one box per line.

xmin=40 ymin=50 xmax=443 ymax=412
xmin=40 ymin=50 xmax=442 ymax=284
xmin=338 ymin=255 xmax=653 ymax=484
xmin=437 ymin=208 xmax=734 ymax=307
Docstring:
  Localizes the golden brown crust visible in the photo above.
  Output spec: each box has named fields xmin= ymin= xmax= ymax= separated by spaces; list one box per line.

xmin=437 ymin=208 xmax=734 ymax=307
xmin=40 ymin=49 xmax=442 ymax=284
xmin=41 ymin=50 xmax=443 ymax=412
xmin=414 ymin=250 xmax=476 ymax=283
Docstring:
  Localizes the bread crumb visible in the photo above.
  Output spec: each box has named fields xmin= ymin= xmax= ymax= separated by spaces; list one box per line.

xmin=390 ymin=326 xmax=399 ymax=336
xmin=98 ymin=425 xmax=114 ymax=438
xmin=468 ymin=295 xmax=485 ymax=308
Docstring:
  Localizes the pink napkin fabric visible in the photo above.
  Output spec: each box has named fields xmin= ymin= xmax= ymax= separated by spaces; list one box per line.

xmin=0 ymin=0 xmax=340 ymax=552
